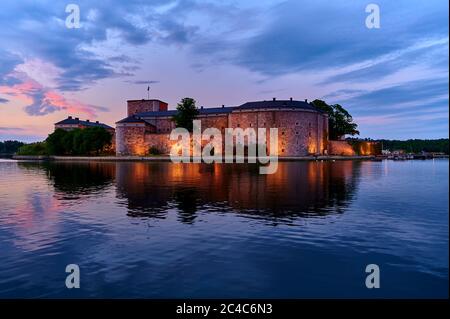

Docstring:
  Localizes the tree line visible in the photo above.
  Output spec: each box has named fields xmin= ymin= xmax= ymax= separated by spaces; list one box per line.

xmin=16 ymin=127 xmax=113 ymax=156
xmin=0 ymin=140 xmax=25 ymax=154
xmin=377 ymin=139 xmax=449 ymax=154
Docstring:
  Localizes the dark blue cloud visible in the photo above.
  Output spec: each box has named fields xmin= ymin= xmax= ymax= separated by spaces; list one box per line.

xmin=54 ymin=50 xmax=116 ymax=91
xmin=0 ymin=127 xmax=24 ymax=131
xmin=21 ymin=85 xmax=108 ymax=116
xmin=109 ymin=55 xmax=136 ymax=63
xmin=23 ymin=90 xmax=59 ymax=116
xmin=341 ymin=78 xmax=449 ymax=110
xmin=322 ymin=89 xmax=365 ymax=100
xmin=1 ymin=0 xmax=448 ymax=86
xmin=0 ymin=0 xmax=171 ymax=92
xmin=324 ymin=77 xmax=449 ymax=139
xmin=0 ymin=98 xmax=9 ymax=104
xmin=321 ymin=41 xmax=449 ymax=84
xmin=159 ymin=19 xmax=199 ymax=44
xmin=0 ymin=51 xmax=20 ymax=74
xmin=0 ymin=0 xmax=254 ymax=92
xmin=0 ymin=50 xmax=23 ymax=85
xmin=234 ymin=0 xmax=448 ymax=75
xmin=125 ymin=80 xmax=160 ymax=85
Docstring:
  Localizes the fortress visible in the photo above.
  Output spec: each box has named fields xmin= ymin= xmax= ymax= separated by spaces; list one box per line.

xmin=115 ymin=98 xmax=329 ymax=157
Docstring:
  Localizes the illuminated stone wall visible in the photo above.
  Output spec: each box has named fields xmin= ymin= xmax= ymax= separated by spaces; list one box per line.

xmin=328 ymin=140 xmax=381 ymax=156
xmin=143 ymin=117 xmax=175 ymax=134
xmin=116 ymin=109 xmax=329 ymax=156
xmin=116 ymin=123 xmax=148 ymax=156
xmin=127 ymin=100 xmax=168 ymax=116
xmin=228 ymin=110 xmax=327 ymax=156
xmin=144 ymin=133 xmax=172 ymax=154
xmin=328 ymin=140 xmax=356 ymax=156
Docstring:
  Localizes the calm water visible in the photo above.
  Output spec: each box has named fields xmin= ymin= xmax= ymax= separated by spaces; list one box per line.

xmin=0 ymin=159 xmax=448 ymax=298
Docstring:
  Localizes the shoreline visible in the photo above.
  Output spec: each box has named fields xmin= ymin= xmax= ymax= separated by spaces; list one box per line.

xmin=10 ymin=155 xmax=381 ymax=162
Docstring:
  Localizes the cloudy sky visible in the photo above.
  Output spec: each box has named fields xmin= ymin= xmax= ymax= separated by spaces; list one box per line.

xmin=0 ymin=0 xmax=448 ymax=141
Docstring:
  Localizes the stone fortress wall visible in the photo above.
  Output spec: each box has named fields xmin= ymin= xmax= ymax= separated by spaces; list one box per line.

xmin=116 ymin=99 xmax=329 ymax=157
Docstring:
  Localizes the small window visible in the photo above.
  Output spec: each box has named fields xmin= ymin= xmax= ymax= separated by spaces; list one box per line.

xmin=281 ymin=131 xmax=285 ymax=135
xmin=296 ymin=122 xmax=299 ymax=126
xmin=282 ymin=149 xmax=285 ymax=153
xmin=237 ymin=124 xmax=240 ymax=127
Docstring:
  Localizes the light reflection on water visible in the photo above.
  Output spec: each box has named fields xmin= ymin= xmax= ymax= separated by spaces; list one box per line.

xmin=0 ymin=159 xmax=448 ymax=298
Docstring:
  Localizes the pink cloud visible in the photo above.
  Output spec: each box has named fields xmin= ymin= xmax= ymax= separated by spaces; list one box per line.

xmin=0 ymin=71 xmax=106 ymax=117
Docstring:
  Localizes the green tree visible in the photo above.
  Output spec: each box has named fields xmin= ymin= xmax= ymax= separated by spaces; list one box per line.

xmin=71 ymin=127 xmax=112 ymax=155
xmin=17 ymin=142 xmax=48 ymax=155
xmin=46 ymin=129 xmax=69 ymax=155
xmin=172 ymin=97 xmax=199 ymax=132
xmin=0 ymin=140 xmax=25 ymax=154
xmin=62 ymin=130 xmax=75 ymax=155
xmin=45 ymin=127 xmax=112 ymax=155
xmin=312 ymin=99 xmax=359 ymax=140
xmin=84 ymin=127 xmax=112 ymax=155
xmin=72 ymin=129 xmax=86 ymax=155
xmin=379 ymin=138 xmax=449 ymax=154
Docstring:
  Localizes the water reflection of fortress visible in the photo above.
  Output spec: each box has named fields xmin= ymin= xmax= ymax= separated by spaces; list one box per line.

xmin=39 ymin=161 xmax=361 ymax=224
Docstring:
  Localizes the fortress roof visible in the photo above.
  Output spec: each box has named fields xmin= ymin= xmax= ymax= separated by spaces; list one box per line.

xmin=238 ymin=99 xmax=319 ymax=112
xmin=55 ymin=117 xmax=114 ymax=130
xmin=134 ymin=110 xmax=178 ymax=117
xmin=134 ymin=106 xmax=234 ymax=118
xmin=132 ymin=99 xmax=321 ymax=118
xmin=116 ymin=115 xmax=159 ymax=128
xmin=198 ymin=106 xmax=234 ymax=114
xmin=116 ymin=115 xmax=150 ymax=124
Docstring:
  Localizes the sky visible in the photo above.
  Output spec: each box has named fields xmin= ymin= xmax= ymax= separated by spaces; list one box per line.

xmin=0 ymin=0 xmax=448 ymax=142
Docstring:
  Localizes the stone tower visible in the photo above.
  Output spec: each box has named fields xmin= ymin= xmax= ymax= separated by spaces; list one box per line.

xmin=127 ymin=99 xmax=168 ymax=116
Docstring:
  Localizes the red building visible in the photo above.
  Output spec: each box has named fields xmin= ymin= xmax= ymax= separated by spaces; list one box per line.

xmin=55 ymin=116 xmax=115 ymax=135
